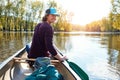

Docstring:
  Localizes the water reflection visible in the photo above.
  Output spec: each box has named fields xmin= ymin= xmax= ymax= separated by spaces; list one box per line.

xmin=54 ymin=33 xmax=73 ymax=53
xmin=0 ymin=32 xmax=120 ymax=79
xmin=0 ymin=32 xmax=33 ymax=62
xmin=54 ymin=32 xmax=120 ymax=80
xmin=107 ymin=34 xmax=120 ymax=79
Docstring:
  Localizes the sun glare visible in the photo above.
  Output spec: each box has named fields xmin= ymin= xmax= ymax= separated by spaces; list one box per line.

xmin=57 ymin=0 xmax=111 ymax=26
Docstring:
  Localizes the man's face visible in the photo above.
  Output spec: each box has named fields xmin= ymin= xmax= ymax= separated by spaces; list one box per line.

xmin=47 ymin=14 xmax=57 ymax=23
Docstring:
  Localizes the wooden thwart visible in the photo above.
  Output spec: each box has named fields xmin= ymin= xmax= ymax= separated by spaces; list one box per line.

xmin=14 ymin=57 xmax=59 ymax=63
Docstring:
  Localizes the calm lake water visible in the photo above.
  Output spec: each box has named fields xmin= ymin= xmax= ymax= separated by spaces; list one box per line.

xmin=0 ymin=31 xmax=120 ymax=80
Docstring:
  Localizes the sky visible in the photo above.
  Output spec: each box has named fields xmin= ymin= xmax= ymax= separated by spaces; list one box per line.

xmin=56 ymin=0 xmax=111 ymax=25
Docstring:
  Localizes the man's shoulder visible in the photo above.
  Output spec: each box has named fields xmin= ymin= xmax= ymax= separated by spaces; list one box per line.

xmin=41 ymin=22 xmax=49 ymax=26
xmin=35 ymin=23 xmax=42 ymax=29
xmin=41 ymin=22 xmax=52 ymax=29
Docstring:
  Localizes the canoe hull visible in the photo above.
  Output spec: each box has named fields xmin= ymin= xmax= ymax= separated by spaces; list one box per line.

xmin=0 ymin=47 xmax=81 ymax=80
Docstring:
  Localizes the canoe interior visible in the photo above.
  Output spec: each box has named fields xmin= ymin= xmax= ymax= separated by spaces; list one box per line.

xmin=0 ymin=52 xmax=77 ymax=80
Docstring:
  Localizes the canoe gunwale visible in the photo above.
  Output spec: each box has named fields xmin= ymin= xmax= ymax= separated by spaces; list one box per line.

xmin=0 ymin=46 xmax=81 ymax=80
xmin=0 ymin=47 xmax=26 ymax=77
xmin=62 ymin=61 xmax=81 ymax=80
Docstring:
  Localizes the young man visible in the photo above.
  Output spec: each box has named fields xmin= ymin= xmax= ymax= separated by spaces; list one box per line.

xmin=28 ymin=8 xmax=67 ymax=62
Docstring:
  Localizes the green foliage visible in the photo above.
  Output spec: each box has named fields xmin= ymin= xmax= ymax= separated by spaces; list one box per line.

xmin=1 ymin=0 xmax=116 ymax=32
xmin=0 ymin=0 xmax=43 ymax=31
xmin=53 ymin=7 xmax=73 ymax=32
xmin=83 ymin=17 xmax=112 ymax=32
xmin=47 ymin=0 xmax=58 ymax=8
xmin=110 ymin=0 xmax=120 ymax=31
xmin=0 ymin=0 xmax=74 ymax=32
xmin=100 ymin=18 xmax=111 ymax=32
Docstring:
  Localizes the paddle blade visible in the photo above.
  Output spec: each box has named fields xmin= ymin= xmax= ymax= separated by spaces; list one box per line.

xmin=68 ymin=61 xmax=89 ymax=80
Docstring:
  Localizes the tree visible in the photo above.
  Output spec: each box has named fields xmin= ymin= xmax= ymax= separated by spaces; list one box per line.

xmin=2 ymin=0 xmax=13 ymax=31
xmin=10 ymin=0 xmax=26 ymax=31
xmin=100 ymin=17 xmax=111 ymax=32
xmin=47 ymin=0 xmax=58 ymax=8
xmin=0 ymin=0 xmax=74 ymax=32
xmin=31 ymin=0 xmax=44 ymax=31
xmin=110 ymin=0 xmax=120 ymax=31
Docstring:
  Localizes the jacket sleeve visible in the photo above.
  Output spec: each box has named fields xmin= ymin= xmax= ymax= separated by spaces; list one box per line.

xmin=45 ymin=27 xmax=57 ymax=56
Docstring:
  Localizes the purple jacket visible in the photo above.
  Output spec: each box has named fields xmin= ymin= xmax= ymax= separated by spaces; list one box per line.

xmin=28 ymin=22 xmax=57 ymax=58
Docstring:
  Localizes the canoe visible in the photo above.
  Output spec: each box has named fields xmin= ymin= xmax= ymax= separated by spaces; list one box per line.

xmin=0 ymin=46 xmax=81 ymax=80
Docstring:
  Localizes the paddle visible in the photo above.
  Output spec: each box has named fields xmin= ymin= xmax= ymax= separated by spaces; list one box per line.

xmin=54 ymin=46 xmax=89 ymax=80
xmin=66 ymin=60 xmax=89 ymax=80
